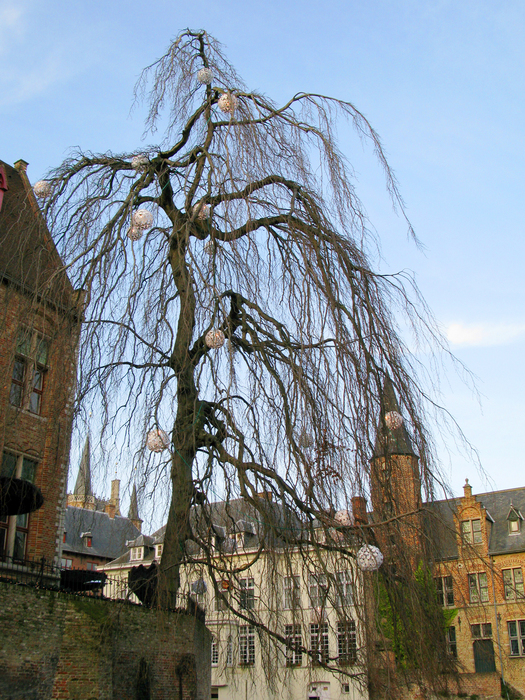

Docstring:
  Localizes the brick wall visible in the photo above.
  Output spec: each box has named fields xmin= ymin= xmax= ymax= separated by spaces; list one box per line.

xmin=0 ymin=582 xmax=211 ymax=700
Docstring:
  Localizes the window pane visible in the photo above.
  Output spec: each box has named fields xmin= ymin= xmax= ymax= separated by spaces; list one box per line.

xmin=471 ymin=624 xmax=481 ymax=638
xmin=508 ymin=621 xmax=517 ymax=637
xmin=13 ymin=530 xmax=26 ymax=560
xmin=9 ymin=383 xmax=23 ymax=407
xmin=1 ymin=452 xmax=17 ymax=478
xmin=16 ymin=513 xmax=28 ymax=527
xmin=12 ymin=358 xmax=25 ymax=383
xmin=461 ymin=521 xmax=472 ymax=543
xmin=35 ymin=337 xmax=49 ymax=365
xmin=31 ymin=369 xmax=43 ymax=391
xmin=21 ymin=458 xmax=37 ymax=483
xmin=482 ymin=624 xmax=492 ymax=637
xmin=16 ymin=331 xmax=32 ymax=356
xmin=472 ymin=519 xmax=482 ymax=543
xmin=29 ymin=389 xmax=41 ymax=414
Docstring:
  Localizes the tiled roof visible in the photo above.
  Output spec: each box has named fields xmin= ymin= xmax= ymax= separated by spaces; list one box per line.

xmin=63 ymin=506 xmax=141 ymax=561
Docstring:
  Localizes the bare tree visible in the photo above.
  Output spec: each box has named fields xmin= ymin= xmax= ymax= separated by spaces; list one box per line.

xmin=39 ymin=30 xmax=466 ymax=693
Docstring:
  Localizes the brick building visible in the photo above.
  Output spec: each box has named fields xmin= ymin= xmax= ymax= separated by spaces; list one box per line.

xmin=0 ymin=158 xmax=81 ymax=567
xmin=62 ymin=435 xmax=141 ymax=570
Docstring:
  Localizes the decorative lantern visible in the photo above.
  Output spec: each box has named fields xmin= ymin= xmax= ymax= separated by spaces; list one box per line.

xmin=197 ymin=68 xmax=213 ymax=85
xmin=385 ymin=411 xmax=403 ymax=430
xmin=33 ymin=180 xmax=52 ymax=199
xmin=356 ymin=544 xmax=384 ymax=572
xmin=334 ymin=509 xmax=353 ymax=527
xmin=205 ymin=329 xmax=225 ymax=349
xmin=193 ymin=202 xmax=210 ymax=220
xmin=218 ymin=93 xmax=238 ymax=114
xmin=131 ymin=154 xmax=149 ymax=172
xmin=127 ymin=227 xmax=143 ymax=241
xmin=146 ymin=429 xmax=170 ymax=453
xmin=298 ymin=430 xmax=313 ymax=449
xmin=133 ymin=209 xmax=154 ymax=230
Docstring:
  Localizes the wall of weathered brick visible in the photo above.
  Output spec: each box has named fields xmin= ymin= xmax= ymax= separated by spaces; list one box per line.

xmin=0 ymin=582 xmax=211 ymax=700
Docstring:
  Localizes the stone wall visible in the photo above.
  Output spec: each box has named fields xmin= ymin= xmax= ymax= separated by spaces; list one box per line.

xmin=0 ymin=582 xmax=211 ymax=700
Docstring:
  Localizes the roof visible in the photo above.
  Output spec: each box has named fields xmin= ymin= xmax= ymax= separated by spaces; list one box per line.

xmin=63 ymin=506 xmax=141 ymax=561
xmin=373 ymin=377 xmax=417 ymax=458
xmin=426 ymin=485 xmax=525 ymax=560
xmin=0 ymin=160 xmax=75 ymax=310
xmin=74 ymin=435 xmax=92 ymax=496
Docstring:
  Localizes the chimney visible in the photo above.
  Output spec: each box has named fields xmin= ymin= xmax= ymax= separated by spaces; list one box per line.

xmin=256 ymin=491 xmax=273 ymax=501
xmin=351 ymin=496 xmax=368 ymax=526
xmin=14 ymin=159 xmax=29 ymax=173
xmin=463 ymin=478 xmax=472 ymax=500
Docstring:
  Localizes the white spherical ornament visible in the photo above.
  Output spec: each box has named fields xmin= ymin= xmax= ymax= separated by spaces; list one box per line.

xmin=132 ymin=209 xmax=154 ymax=230
xmin=218 ymin=93 xmax=238 ymax=114
xmin=335 ymin=509 xmax=353 ymax=527
xmin=204 ymin=240 xmax=215 ymax=255
xmin=33 ymin=180 xmax=52 ymax=199
xmin=385 ymin=411 xmax=403 ymax=430
xmin=146 ymin=429 xmax=170 ymax=453
xmin=205 ymin=329 xmax=225 ymax=349
xmin=197 ymin=68 xmax=213 ymax=85
xmin=357 ymin=545 xmax=383 ymax=572
xmin=127 ymin=227 xmax=143 ymax=241
xmin=131 ymin=154 xmax=149 ymax=172
xmin=298 ymin=430 xmax=313 ymax=449
xmin=193 ymin=202 xmax=210 ymax=220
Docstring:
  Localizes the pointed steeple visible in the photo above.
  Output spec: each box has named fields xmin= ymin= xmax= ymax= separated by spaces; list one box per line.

xmin=128 ymin=483 xmax=143 ymax=532
xmin=74 ymin=434 xmax=93 ymax=496
xmin=373 ymin=376 xmax=417 ymax=458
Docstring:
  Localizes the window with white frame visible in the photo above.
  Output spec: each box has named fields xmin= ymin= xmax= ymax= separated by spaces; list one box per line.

xmin=435 ymin=575 xmax=455 ymax=606
xmin=284 ymin=624 xmax=302 ymax=666
xmin=468 ymin=572 xmax=489 ymax=603
xmin=239 ymin=577 xmax=255 ymax=610
xmin=215 ymin=592 xmax=229 ymax=612
xmin=130 ymin=547 xmax=143 ymax=561
xmin=10 ymin=329 xmax=49 ymax=415
xmin=61 ymin=558 xmax=73 ymax=569
xmin=310 ymin=622 xmax=329 ymax=665
xmin=239 ymin=625 xmax=255 ymax=665
xmin=503 ymin=568 xmax=524 ymax=601
xmin=508 ymin=620 xmax=525 ymax=656
xmin=155 ymin=544 xmax=163 ymax=559
xmin=309 ymin=573 xmax=328 ymax=608
xmin=446 ymin=627 xmax=457 ymax=657
xmin=471 ymin=623 xmax=492 ymax=639
xmin=337 ymin=620 xmax=357 ymax=665
xmin=211 ymin=635 xmax=219 ymax=666
xmin=0 ymin=451 xmax=38 ymax=560
xmin=283 ymin=575 xmax=300 ymax=609
xmin=509 ymin=518 xmax=521 ymax=534
xmin=86 ymin=562 xmax=97 ymax=571
xmin=461 ymin=519 xmax=482 ymax=544
xmin=226 ymin=634 xmax=233 ymax=666
xmin=335 ymin=570 xmax=353 ymax=607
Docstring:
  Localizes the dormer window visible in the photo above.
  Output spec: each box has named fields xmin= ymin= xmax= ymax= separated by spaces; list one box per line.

xmin=507 ymin=506 xmax=523 ymax=535
xmin=155 ymin=544 xmax=163 ymax=559
xmin=461 ymin=519 xmax=482 ymax=544
xmin=131 ymin=547 xmax=143 ymax=561
xmin=81 ymin=532 xmax=92 ymax=547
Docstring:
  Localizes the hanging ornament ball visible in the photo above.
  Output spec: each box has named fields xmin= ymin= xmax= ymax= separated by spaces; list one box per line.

xmin=197 ymin=68 xmax=213 ymax=85
xmin=357 ymin=544 xmax=384 ymax=572
xmin=205 ymin=329 xmax=225 ymax=349
xmin=204 ymin=240 xmax=215 ymax=255
xmin=298 ymin=430 xmax=313 ymax=449
xmin=385 ymin=411 xmax=403 ymax=430
xmin=218 ymin=93 xmax=239 ymax=114
xmin=193 ymin=202 xmax=210 ymax=220
xmin=146 ymin=429 xmax=170 ymax=453
xmin=127 ymin=227 xmax=143 ymax=242
xmin=33 ymin=180 xmax=52 ymax=199
xmin=133 ymin=209 xmax=154 ymax=230
xmin=334 ymin=509 xmax=353 ymax=527
xmin=131 ymin=154 xmax=149 ymax=172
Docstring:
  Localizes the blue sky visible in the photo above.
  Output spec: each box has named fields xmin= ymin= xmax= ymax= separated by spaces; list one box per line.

xmin=2 ymin=0 xmax=524 ymax=514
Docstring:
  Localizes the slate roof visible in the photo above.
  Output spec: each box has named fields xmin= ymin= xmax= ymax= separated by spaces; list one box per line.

xmin=63 ymin=506 xmax=141 ymax=561
xmin=425 ymin=486 xmax=525 ymax=561
xmin=0 ymin=160 xmax=74 ymax=310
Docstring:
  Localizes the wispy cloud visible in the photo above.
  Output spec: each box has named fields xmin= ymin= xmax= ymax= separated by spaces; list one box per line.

xmin=446 ymin=322 xmax=525 ymax=347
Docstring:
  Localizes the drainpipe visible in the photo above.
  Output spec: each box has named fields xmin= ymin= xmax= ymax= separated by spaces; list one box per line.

xmin=490 ymin=557 xmax=507 ymax=696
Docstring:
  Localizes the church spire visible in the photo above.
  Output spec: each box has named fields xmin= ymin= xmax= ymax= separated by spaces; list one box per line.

xmin=74 ymin=434 xmax=93 ymax=496
xmin=128 ymin=483 xmax=143 ymax=532
xmin=373 ymin=376 xmax=417 ymax=458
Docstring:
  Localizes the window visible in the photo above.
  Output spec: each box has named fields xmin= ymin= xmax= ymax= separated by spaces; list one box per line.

xmin=155 ymin=544 xmax=163 ymax=558
xmin=86 ymin=562 xmax=97 ymax=571
xmin=503 ymin=568 xmax=524 ymax=601
xmin=335 ymin=570 xmax=353 ymax=607
xmin=284 ymin=624 xmax=302 ymax=666
xmin=226 ymin=635 xmax=233 ymax=666
xmin=215 ymin=593 xmax=228 ymax=612
xmin=471 ymin=623 xmax=492 ymax=638
xmin=61 ymin=558 xmax=73 ymax=569
xmin=447 ymin=626 xmax=457 ymax=657
xmin=435 ymin=575 xmax=455 ymax=606
xmin=130 ymin=547 xmax=143 ymax=561
xmin=508 ymin=621 xmax=525 ymax=656
xmin=211 ymin=689 xmax=219 ymax=700
xmin=461 ymin=519 xmax=482 ymax=544
xmin=509 ymin=519 xmax=520 ymax=534
xmin=310 ymin=622 xmax=329 ymax=665
xmin=283 ymin=575 xmax=300 ymax=609
xmin=468 ymin=572 xmax=489 ymax=603
xmin=309 ymin=573 xmax=328 ymax=608
xmin=211 ymin=636 xmax=219 ymax=666
xmin=0 ymin=452 xmax=38 ymax=560
xmin=239 ymin=626 xmax=255 ymax=665
xmin=10 ymin=330 xmax=49 ymax=415
xmin=240 ymin=578 xmax=255 ymax=610
xmin=337 ymin=620 xmax=357 ymax=665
